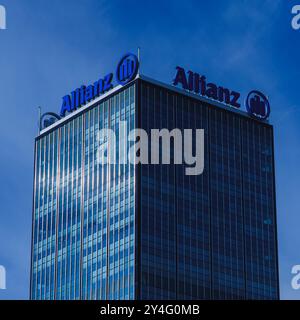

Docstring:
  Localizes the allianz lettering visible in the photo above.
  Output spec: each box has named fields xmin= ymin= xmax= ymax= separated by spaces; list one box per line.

xmin=60 ymin=53 xmax=139 ymax=117
xmin=60 ymin=73 xmax=113 ymax=117
xmin=173 ymin=66 xmax=241 ymax=108
xmin=173 ymin=66 xmax=270 ymax=120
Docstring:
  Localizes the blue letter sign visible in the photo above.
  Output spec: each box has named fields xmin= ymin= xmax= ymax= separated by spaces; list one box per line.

xmin=60 ymin=53 xmax=139 ymax=117
xmin=173 ymin=66 xmax=270 ymax=120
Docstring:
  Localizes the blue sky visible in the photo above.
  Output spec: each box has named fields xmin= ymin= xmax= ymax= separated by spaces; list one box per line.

xmin=0 ymin=0 xmax=299 ymax=299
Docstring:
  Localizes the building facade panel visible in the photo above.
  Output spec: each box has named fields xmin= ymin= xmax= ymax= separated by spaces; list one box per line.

xmin=136 ymin=79 xmax=279 ymax=300
xmin=31 ymin=85 xmax=136 ymax=300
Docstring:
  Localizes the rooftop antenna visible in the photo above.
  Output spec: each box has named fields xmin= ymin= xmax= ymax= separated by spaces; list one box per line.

xmin=38 ymin=106 xmax=41 ymax=134
xmin=137 ymin=47 xmax=140 ymax=76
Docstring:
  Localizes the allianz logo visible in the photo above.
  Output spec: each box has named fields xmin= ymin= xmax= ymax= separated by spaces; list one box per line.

xmin=0 ymin=5 xmax=6 ymax=30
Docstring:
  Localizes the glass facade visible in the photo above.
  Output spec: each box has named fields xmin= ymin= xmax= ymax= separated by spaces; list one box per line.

xmin=31 ymin=78 xmax=279 ymax=300
xmin=31 ymin=85 xmax=136 ymax=300
xmin=136 ymin=80 xmax=279 ymax=300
